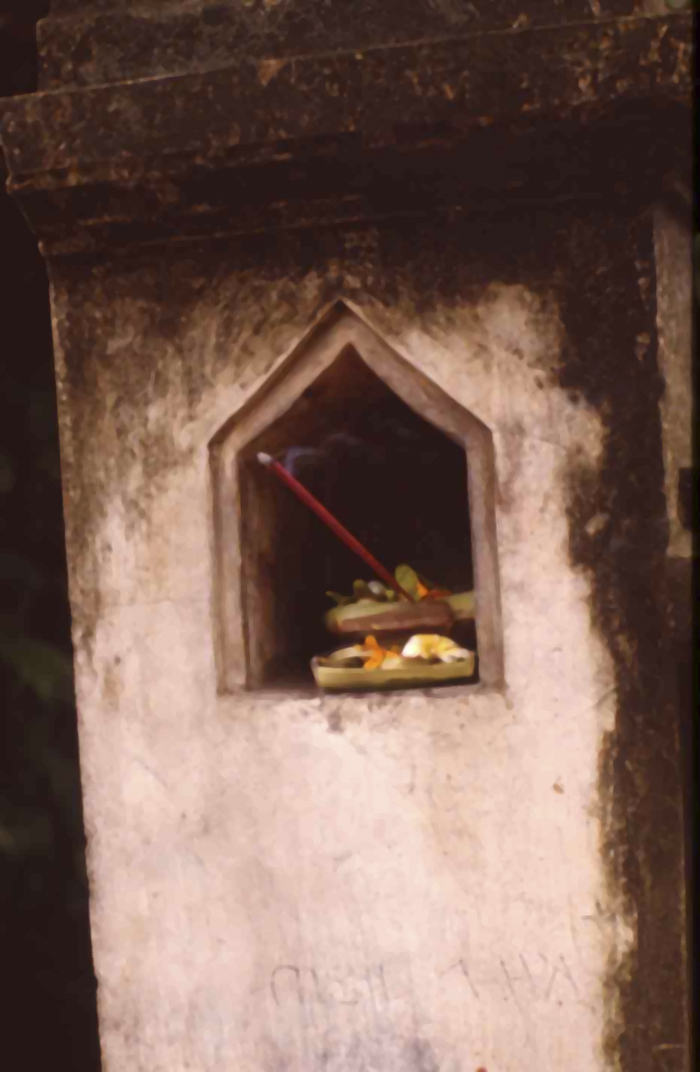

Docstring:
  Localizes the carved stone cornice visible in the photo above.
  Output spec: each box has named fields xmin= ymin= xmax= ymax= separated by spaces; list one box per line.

xmin=0 ymin=11 xmax=691 ymax=257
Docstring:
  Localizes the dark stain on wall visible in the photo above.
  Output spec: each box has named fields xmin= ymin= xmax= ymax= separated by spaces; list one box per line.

xmin=556 ymin=216 xmax=687 ymax=1070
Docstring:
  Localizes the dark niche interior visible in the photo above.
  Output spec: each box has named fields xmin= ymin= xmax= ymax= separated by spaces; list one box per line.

xmin=239 ymin=346 xmax=476 ymax=687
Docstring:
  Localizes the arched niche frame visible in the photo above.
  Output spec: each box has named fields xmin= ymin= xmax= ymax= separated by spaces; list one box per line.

xmin=210 ymin=303 xmax=503 ymax=693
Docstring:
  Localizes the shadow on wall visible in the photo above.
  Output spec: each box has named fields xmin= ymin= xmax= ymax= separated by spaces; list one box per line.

xmin=1 ymin=7 xmax=103 ymax=1071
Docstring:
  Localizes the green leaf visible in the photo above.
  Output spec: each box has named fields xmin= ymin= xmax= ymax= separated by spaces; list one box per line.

xmin=326 ymin=591 xmax=352 ymax=606
xmin=0 ymin=808 xmax=54 ymax=858
xmin=0 ymin=636 xmax=74 ymax=703
xmin=394 ymin=564 xmax=420 ymax=599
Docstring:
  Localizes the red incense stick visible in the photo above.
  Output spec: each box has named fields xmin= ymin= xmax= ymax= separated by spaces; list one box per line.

xmin=256 ymin=452 xmax=415 ymax=602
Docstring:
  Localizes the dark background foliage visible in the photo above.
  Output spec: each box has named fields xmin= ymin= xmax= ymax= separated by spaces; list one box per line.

xmin=1 ymin=3 xmax=102 ymax=1067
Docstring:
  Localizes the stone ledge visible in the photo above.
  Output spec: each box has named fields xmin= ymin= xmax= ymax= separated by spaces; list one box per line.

xmin=0 ymin=13 xmax=691 ymax=255
xmin=36 ymin=1 xmax=652 ymax=91
xmin=3 ymin=15 xmax=690 ymax=176
xmin=6 ymin=105 xmax=688 ymax=258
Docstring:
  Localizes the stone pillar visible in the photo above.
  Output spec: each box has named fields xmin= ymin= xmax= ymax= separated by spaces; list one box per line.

xmin=1 ymin=5 xmax=691 ymax=1070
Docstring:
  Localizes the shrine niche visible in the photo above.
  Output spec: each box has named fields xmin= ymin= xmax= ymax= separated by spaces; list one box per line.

xmin=210 ymin=303 xmax=503 ymax=693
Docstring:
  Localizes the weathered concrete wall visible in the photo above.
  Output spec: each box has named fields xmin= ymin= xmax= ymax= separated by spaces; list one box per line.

xmin=652 ymin=201 xmax=693 ymax=1056
xmin=48 ymin=207 xmax=686 ymax=1070
xmin=654 ymin=205 xmax=692 ymax=559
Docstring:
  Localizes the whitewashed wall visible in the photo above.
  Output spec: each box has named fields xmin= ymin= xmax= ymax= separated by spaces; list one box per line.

xmin=51 ymin=249 xmax=646 ymax=1071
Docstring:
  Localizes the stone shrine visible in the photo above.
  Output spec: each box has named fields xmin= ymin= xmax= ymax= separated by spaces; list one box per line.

xmin=0 ymin=3 xmax=692 ymax=1069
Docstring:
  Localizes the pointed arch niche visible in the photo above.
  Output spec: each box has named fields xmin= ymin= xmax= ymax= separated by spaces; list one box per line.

xmin=210 ymin=304 xmax=503 ymax=694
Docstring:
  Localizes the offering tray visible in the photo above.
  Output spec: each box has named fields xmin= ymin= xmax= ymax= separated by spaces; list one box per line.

xmin=312 ymin=641 xmax=476 ymax=693
xmin=324 ymin=589 xmax=475 ymax=640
